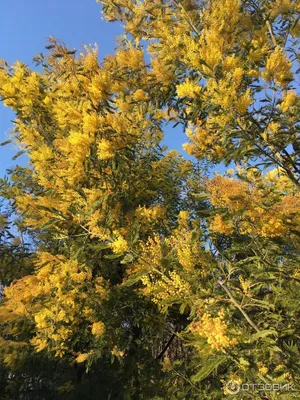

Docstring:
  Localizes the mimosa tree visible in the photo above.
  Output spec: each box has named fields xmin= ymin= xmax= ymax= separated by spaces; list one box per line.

xmin=0 ymin=1 xmax=299 ymax=399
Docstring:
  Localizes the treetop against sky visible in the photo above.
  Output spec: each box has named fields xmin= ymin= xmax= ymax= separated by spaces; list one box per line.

xmin=0 ymin=0 xmax=187 ymax=178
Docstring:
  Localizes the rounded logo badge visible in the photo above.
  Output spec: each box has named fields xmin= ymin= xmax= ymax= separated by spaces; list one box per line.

xmin=224 ymin=380 xmax=241 ymax=395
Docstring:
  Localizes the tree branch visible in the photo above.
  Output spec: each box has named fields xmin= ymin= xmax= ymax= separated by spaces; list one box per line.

xmin=266 ymin=20 xmax=277 ymax=47
xmin=155 ymin=333 xmax=176 ymax=360
xmin=218 ymin=280 xmax=260 ymax=333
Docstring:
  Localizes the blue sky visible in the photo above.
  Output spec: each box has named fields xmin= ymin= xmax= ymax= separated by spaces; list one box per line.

xmin=0 ymin=0 xmax=187 ymax=179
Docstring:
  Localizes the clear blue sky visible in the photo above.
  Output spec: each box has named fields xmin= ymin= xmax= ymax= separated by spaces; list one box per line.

xmin=0 ymin=0 xmax=188 ymax=179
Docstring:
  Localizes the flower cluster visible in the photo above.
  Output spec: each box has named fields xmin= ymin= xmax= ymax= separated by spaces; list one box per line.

xmin=189 ymin=310 xmax=238 ymax=351
xmin=141 ymin=271 xmax=191 ymax=312
xmin=2 ymin=252 xmax=108 ymax=359
xmin=207 ymin=172 xmax=299 ymax=239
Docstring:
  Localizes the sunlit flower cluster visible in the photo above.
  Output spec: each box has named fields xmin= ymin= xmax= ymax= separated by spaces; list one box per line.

xmin=189 ymin=310 xmax=238 ymax=351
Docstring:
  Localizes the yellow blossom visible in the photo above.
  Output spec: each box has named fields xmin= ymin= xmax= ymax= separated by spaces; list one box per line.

xmin=97 ymin=138 xmax=115 ymax=160
xmin=177 ymin=80 xmax=201 ymax=98
xmin=91 ymin=321 xmax=105 ymax=338
xmin=267 ymin=122 xmax=280 ymax=134
xmin=111 ymin=346 xmax=125 ymax=357
xmin=76 ymin=353 xmax=89 ymax=363
xmin=136 ymin=205 xmax=166 ymax=222
xmin=190 ymin=310 xmax=238 ymax=351
xmin=115 ymin=48 xmax=144 ymax=69
xmin=257 ymin=362 xmax=268 ymax=376
xmin=270 ymin=0 xmax=296 ymax=18
xmin=132 ymin=89 xmax=148 ymax=101
xmin=279 ymin=91 xmax=297 ymax=112
xmin=109 ymin=232 xmax=128 ymax=254
xmin=262 ymin=47 xmax=293 ymax=87
xmin=210 ymin=214 xmax=234 ymax=235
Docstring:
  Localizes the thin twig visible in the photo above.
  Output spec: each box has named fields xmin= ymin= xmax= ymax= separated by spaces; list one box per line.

xmin=218 ymin=280 xmax=260 ymax=333
xmin=155 ymin=333 xmax=176 ymax=360
xmin=266 ymin=20 xmax=277 ymax=47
